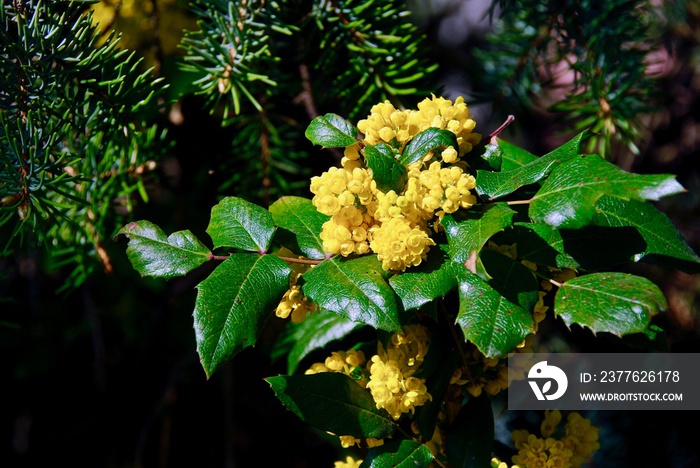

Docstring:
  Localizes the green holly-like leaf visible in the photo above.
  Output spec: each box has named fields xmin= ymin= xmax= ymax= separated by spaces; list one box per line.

xmin=266 ymin=373 xmax=395 ymax=439
xmin=360 ymin=439 xmax=434 ymax=468
xmin=281 ymin=312 xmax=364 ymax=374
xmin=398 ymin=128 xmax=458 ymax=166
xmin=530 ymin=154 xmax=685 ymax=229
xmin=476 ymin=131 xmax=587 ymax=201
xmin=269 ymin=196 xmax=329 ymax=260
xmin=206 ymin=196 xmax=276 ymax=252
xmin=389 ymin=245 xmax=464 ymax=310
xmin=442 ymin=203 xmax=516 ymax=264
xmin=194 ymin=254 xmax=291 ymax=378
xmin=593 ymin=195 xmax=700 ymax=271
xmin=445 ymin=395 xmax=494 ymax=468
xmin=499 ymin=138 xmax=537 ymax=171
xmin=364 ymin=143 xmax=407 ymax=193
xmin=511 ymin=223 xmax=581 ymax=269
xmin=305 ymin=113 xmax=358 ymax=148
xmin=118 ymin=220 xmax=211 ymax=279
xmin=554 ymin=272 xmax=667 ymax=336
xmin=302 ymin=256 xmax=402 ymax=332
xmin=456 ymin=272 xmax=536 ymax=358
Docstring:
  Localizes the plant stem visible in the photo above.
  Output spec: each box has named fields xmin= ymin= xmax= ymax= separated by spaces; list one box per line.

xmin=209 ymin=253 xmax=323 ymax=266
xmin=506 ymin=199 xmax=531 ymax=206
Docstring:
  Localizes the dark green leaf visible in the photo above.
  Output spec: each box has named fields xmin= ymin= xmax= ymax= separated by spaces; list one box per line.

xmin=266 ymin=373 xmax=395 ymax=438
xmin=456 ymin=272 xmax=535 ymax=357
xmin=398 ymin=128 xmax=458 ymax=166
xmin=269 ymin=196 xmax=330 ymax=260
xmin=511 ymin=223 xmax=581 ymax=269
xmin=593 ymin=195 xmax=700 ymax=270
xmin=194 ymin=254 xmax=291 ymax=378
xmin=207 ymin=196 xmax=276 ymax=252
xmin=480 ymin=249 xmax=539 ymax=310
xmin=476 ymin=131 xmax=586 ymax=201
xmin=554 ymin=272 xmax=667 ymax=336
xmin=557 ymin=225 xmax=647 ymax=270
xmin=415 ymin=351 xmax=459 ymax=441
xmin=499 ymin=138 xmax=537 ymax=171
xmin=364 ymin=143 xmax=407 ymax=193
xmin=389 ymin=245 xmax=464 ymax=310
xmin=443 ymin=203 xmax=516 ymax=264
xmin=118 ymin=220 xmax=211 ymax=279
xmin=530 ymin=154 xmax=685 ymax=229
xmin=305 ymin=113 xmax=358 ymax=148
xmin=302 ymin=256 xmax=402 ymax=332
xmin=283 ymin=312 xmax=364 ymax=374
xmin=360 ymin=439 xmax=434 ymax=468
xmin=445 ymin=395 xmax=494 ymax=468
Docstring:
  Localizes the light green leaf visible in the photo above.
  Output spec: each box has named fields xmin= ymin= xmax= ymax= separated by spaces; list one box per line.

xmin=530 ymin=154 xmax=685 ymax=229
xmin=266 ymin=373 xmax=395 ymax=438
xmin=302 ymin=256 xmax=402 ymax=332
xmin=118 ymin=220 xmax=211 ymax=279
xmin=398 ymin=128 xmax=458 ymax=166
xmin=593 ymin=195 xmax=700 ymax=270
xmin=194 ymin=254 xmax=291 ymax=378
xmin=456 ymin=272 xmax=536 ymax=358
xmin=305 ymin=113 xmax=358 ymax=148
xmin=554 ymin=272 xmax=667 ymax=336
xmin=442 ymin=203 xmax=516 ymax=264
xmin=269 ymin=196 xmax=329 ymax=260
xmin=389 ymin=245 xmax=464 ymax=310
xmin=206 ymin=196 xmax=276 ymax=252
xmin=499 ymin=138 xmax=537 ymax=171
xmin=360 ymin=439 xmax=434 ymax=468
xmin=364 ymin=143 xmax=407 ymax=193
xmin=476 ymin=131 xmax=587 ymax=201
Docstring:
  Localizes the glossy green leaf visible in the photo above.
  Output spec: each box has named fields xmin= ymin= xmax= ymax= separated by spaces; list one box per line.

xmin=445 ymin=395 xmax=494 ymax=468
xmin=118 ymin=220 xmax=211 ymax=279
xmin=207 ymin=196 xmax=276 ymax=252
xmin=269 ymin=196 xmax=329 ymax=259
xmin=593 ymin=195 xmax=700 ymax=270
xmin=364 ymin=143 xmax=407 ymax=193
xmin=499 ymin=138 xmax=537 ymax=171
xmin=194 ymin=254 xmax=291 ymax=378
xmin=530 ymin=154 xmax=685 ymax=229
xmin=554 ymin=272 xmax=667 ymax=336
xmin=442 ymin=203 xmax=516 ymax=264
xmin=389 ymin=245 xmax=464 ymax=310
xmin=266 ymin=373 xmax=395 ymax=438
xmin=302 ymin=256 xmax=402 ymax=332
xmin=398 ymin=128 xmax=458 ymax=166
xmin=282 ymin=312 xmax=364 ymax=374
xmin=360 ymin=439 xmax=434 ymax=468
xmin=555 ymin=225 xmax=647 ymax=270
xmin=511 ymin=223 xmax=581 ymax=269
xmin=456 ymin=272 xmax=536 ymax=358
xmin=476 ymin=131 xmax=586 ymax=201
xmin=305 ymin=113 xmax=358 ymax=148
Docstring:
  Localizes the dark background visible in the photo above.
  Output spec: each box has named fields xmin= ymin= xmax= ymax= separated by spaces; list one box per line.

xmin=3 ymin=1 xmax=700 ymax=467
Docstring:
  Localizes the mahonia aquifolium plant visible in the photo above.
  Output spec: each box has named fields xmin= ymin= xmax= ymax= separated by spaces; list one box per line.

xmin=119 ymin=95 xmax=699 ymax=467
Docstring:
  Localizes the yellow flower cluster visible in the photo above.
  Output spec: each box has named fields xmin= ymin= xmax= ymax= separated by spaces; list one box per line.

xmin=357 ymin=95 xmax=481 ymax=155
xmin=275 ymin=271 xmax=319 ymax=323
xmin=333 ymin=456 xmax=362 ymax=468
xmin=505 ymin=410 xmax=600 ymax=468
xmin=305 ymin=349 xmax=368 ymax=386
xmin=366 ymin=324 xmax=432 ymax=419
xmin=310 ymin=96 xmax=481 ymax=271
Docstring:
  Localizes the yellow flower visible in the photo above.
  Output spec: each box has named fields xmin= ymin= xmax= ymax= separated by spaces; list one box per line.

xmin=562 ymin=412 xmax=600 ymax=468
xmin=369 ymin=216 xmax=435 ymax=271
xmin=540 ymin=409 xmax=562 ymax=438
xmin=334 ymin=456 xmax=363 ymax=468
xmin=275 ymin=272 xmax=318 ymax=322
